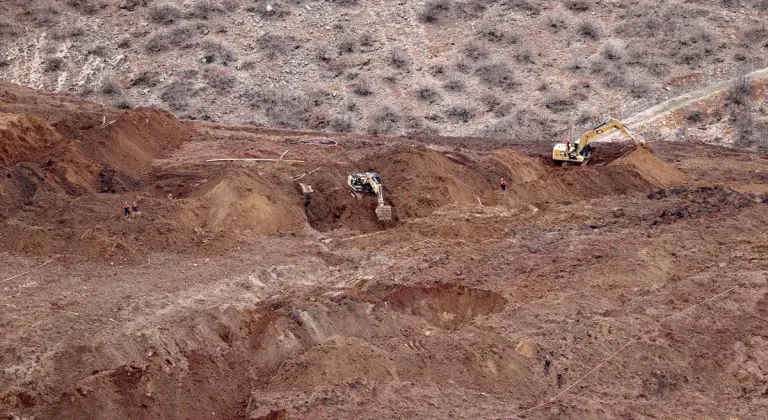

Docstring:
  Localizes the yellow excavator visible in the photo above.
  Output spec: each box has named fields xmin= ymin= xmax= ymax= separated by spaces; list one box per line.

xmin=552 ymin=118 xmax=644 ymax=165
xmin=347 ymin=172 xmax=393 ymax=222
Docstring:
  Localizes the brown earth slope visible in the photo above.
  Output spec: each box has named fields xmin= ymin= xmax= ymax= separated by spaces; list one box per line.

xmin=1 ymin=83 xmax=767 ymax=420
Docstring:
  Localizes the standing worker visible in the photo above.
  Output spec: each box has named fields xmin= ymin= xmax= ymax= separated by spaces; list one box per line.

xmin=132 ymin=201 xmax=139 ymax=216
xmin=500 ymin=178 xmax=507 ymax=191
xmin=123 ymin=202 xmax=131 ymax=217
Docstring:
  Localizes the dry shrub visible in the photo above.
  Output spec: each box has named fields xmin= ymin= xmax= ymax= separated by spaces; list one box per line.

xmin=629 ymin=79 xmax=651 ymax=98
xmin=130 ymin=71 xmax=160 ymax=88
xmin=727 ymin=75 xmax=752 ymax=106
xmin=161 ymin=80 xmax=195 ymax=111
xmin=389 ymin=48 xmax=411 ymax=69
xmin=429 ymin=63 xmax=447 ymax=78
xmin=145 ymin=33 xmax=170 ymax=53
xmin=315 ymin=46 xmax=332 ymax=63
xmin=565 ymin=57 xmax=586 ymax=72
xmin=415 ymin=85 xmax=440 ymax=103
xmin=443 ymin=77 xmax=466 ymax=92
xmin=117 ymin=37 xmax=132 ymax=49
xmin=359 ymin=33 xmax=376 ymax=47
xmin=600 ymin=42 xmax=623 ymax=61
xmin=307 ymin=109 xmax=331 ymax=130
xmin=149 ymin=4 xmax=182 ymax=25
xmin=257 ymin=33 xmax=295 ymax=61
xmin=475 ymin=62 xmax=517 ymax=90
xmin=445 ymin=103 xmax=474 ymax=123
xmin=577 ymin=19 xmax=600 ymax=40
xmin=508 ymin=0 xmax=545 ymax=14
xmin=119 ymin=0 xmax=150 ymax=10
xmin=100 ymin=77 xmax=120 ymax=95
xmin=420 ymin=0 xmax=452 ymax=23
xmin=454 ymin=57 xmax=473 ymax=74
xmin=462 ymin=43 xmax=488 ymax=61
xmin=28 ymin=6 xmax=61 ymax=28
xmin=543 ymin=91 xmax=575 ymax=113
xmin=352 ymin=78 xmax=373 ymax=96
xmin=204 ymin=66 xmax=236 ymax=92
xmin=201 ymin=40 xmax=237 ymax=64
xmin=603 ymin=70 xmax=626 ymax=88
xmin=332 ymin=0 xmax=360 ymax=6
xmin=514 ymin=48 xmax=535 ymax=65
xmin=337 ymin=36 xmax=357 ymax=55
xmin=563 ymin=0 xmax=590 ymax=11
xmin=367 ymin=106 xmax=401 ymax=135
xmin=543 ymin=12 xmax=568 ymax=33
xmin=43 ymin=57 xmax=64 ymax=72
xmin=479 ymin=93 xmax=500 ymax=112
xmin=733 ymin=110 xmax=768 ymax=151
xmin=186 ymin=0 xmax=223 ymax=19
xmin=66 ymin=0 xmax=103 ymax=15
xmin=248 ymin=88 xmax=325 ymax=129
xmin=330 ymin=115 xmax=355 ymax=132
xmin=479 ymin=25 xmax=513 ymax=43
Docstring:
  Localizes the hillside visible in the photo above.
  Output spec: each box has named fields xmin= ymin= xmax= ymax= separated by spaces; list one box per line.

xmin=1 ymin=0 xmax=768 ymax=140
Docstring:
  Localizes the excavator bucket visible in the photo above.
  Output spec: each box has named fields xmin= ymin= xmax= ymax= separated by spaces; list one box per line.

xmin=376 ymin=205 xmax=392 ymax=222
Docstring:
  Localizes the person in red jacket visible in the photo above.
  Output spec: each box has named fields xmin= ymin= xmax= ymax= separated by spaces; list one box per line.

xmin=500 ymin=178 xmax=507 ymax=191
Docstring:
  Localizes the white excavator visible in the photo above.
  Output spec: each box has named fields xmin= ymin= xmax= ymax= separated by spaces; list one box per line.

xmin=347 ymin=172 xmax=393 ymax=222
xmin=552 ymin=118 xmax=644 ymax=166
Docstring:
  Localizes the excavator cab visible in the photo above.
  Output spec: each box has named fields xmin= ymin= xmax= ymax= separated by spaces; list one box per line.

xmin=347 ymin=172 xmax=392 ymax=222
xmin=552 ymin=143 xmax=592 ymax=164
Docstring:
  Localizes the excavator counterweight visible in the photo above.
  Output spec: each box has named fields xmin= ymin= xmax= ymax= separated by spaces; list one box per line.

xmin=347 ymin=172 xmax=392 ymax=222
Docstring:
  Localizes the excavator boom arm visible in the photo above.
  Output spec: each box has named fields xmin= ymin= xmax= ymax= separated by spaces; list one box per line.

xmin=576 ymin=119 xmax=638 ymax=152
xmin=349 ymin=172 xmax=392 ymax=222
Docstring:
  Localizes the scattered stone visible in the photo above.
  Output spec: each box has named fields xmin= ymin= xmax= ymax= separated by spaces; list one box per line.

xmin=516 ymin=340 xmax=535 ymax=358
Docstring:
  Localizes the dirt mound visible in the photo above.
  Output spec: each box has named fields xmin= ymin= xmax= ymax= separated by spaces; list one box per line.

xmin=610 ymin=145 xmax=687 ymax=187
xmin=183 ymin=169 xmax=306 ymax=234
xmin=489 ymin=149 xmax=547 ymax=184
xmin=498 ymin=146 xmax=688 ymax=205
xmin=503 ymin=166 xmax=653 ymax=205
xmin=384 ymin=284 xmax=507 ymax=329
xmin=268 ymin=336 xmax=396 ymax=392
xmin=79 ymin=108 xmax=189 ymax=177
xmin=646 ymin=186 xmax=762 ymax=225
xmin=0 ymin=113 xmax=99 ymax=194
xmin=359 ymin=146 xmax=490 ymax=218
xmin=0 ymin=84 xmax=189 ymax=177
xmin=0 ymin=113 xmax=62 ymax=166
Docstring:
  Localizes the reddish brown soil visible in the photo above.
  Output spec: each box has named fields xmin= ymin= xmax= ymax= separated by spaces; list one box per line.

xmin=1 ymin=82 xmax=768 ymax=420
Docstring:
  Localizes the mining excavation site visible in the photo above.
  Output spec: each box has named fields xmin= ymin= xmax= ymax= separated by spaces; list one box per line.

xmin=1 ymin=82 xmax=767 ymax=420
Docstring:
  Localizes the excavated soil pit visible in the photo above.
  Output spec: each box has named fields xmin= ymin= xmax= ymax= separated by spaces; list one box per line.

xmin=383 ymin=284 xmax=507 ymax=329
xmin=303 ymin=174 xmax=384 ymax=233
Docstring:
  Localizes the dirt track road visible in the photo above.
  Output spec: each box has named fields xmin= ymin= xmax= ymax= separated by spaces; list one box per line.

xmin=595 ymin=66 xmax=768 ymax=142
